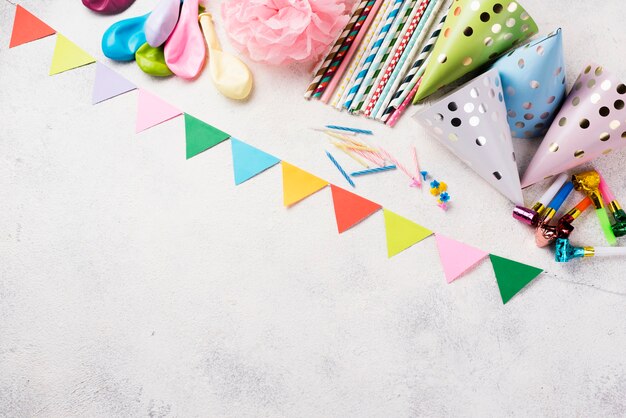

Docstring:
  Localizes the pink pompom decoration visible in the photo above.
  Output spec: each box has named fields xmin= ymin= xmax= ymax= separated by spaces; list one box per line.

xmin=221 ymin=0 xmax=354 ymax=65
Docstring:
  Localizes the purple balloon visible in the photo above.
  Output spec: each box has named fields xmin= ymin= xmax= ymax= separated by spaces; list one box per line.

xmin=82 ymin=0 xmax=135 ymax=14
xmin=145 ymin=0 xmax=181 ymax=47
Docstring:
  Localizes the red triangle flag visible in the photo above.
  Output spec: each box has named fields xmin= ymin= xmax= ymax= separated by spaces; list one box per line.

xmin=330 ymin=185 xmax=381 ymax=233
xmin=9 ymin=5 xmax=56 ymax=48
xmin=435 ymin=234 xmax=488 ymax=283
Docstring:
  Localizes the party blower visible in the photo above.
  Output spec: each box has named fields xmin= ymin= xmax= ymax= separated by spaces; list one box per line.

xmin=555 ymin=238 xmax=626 ymax=262
xmin=413 ymin=0 xmax=538 ymax=102
xmin=522 ymin=64 xmax=626 ymax=187
xmin=572 ymin=171 xmax=617 ymax=246
xmin=532 ymin=181 xmax=573 ymax=247
xmin=414 ymin=69 xmax=523 ymax=205
xmin=599 ymin=173 xmax=626 ymax=237
xmin=535 ymin=196 xmax=593 ymax=247
xmin=513 ymin=172 xmax=568 ymax=226
xmin=492 ymin=29 xmax=566 ymax=139
xmin=199 ymin=13 xmax=253 ymax=100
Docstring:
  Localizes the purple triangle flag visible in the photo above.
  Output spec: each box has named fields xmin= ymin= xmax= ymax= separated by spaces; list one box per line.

xmin=92 ymin=62 xmax=136 ymax=104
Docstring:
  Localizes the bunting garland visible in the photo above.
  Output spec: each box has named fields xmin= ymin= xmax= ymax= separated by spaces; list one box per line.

xmin=7 ymin=6 xmax=547 ymax=305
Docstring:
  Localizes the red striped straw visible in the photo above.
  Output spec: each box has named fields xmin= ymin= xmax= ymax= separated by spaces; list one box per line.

xmin=313 ymin=0 xmax=377 ymax=98
xmin=363 ymin=0 xmax=430 ymax=117
xmin=320 ymin=0 xmax=384 ymax=103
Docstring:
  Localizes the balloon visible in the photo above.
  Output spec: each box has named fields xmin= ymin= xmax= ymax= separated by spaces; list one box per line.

xmin=145 ymin=0 xmax=181 ymax=47
xmin=164 ymin=0 xmax=206 ymax=79
xmin=82 ymin=0 xmax=135 ymax=15
xmin=102 ymin=13 xmax=149 ymax=61
xmin=135 ymin=43 xmax=173 ymax=77
xmin=199 ymin=13 xmax=253 ymax=100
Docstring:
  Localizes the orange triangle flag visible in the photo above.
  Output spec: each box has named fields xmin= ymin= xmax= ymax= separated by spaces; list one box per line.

xmin=281 ymin=162 xmax=328 ymax=207
xmin=330 ymin=185 xmax=381 ymax=233
xmin=9 ymin=5 xmax=56 ymax=48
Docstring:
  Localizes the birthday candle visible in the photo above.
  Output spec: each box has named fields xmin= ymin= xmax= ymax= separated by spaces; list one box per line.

xmin=326 ymin=151 xmax=356 ymax=188
xmin=351 ymin=165 xmax=397 ymax=176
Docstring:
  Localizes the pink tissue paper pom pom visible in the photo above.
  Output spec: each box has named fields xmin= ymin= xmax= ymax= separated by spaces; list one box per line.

xmin=221 ymin=0 xmax=355 ymax=65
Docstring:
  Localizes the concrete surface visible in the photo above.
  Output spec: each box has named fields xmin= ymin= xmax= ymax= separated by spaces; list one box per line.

xmin=1 ymin=0 xmax=625 ymax=416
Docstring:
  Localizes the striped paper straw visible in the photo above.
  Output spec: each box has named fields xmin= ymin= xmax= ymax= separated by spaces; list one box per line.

xmin=351 ymin=165 xmax=397 ymax=176
xmin=313 ymin=0 xmax=377 ymax=98
xmin=363 ymin=0 xmax=430 ymax=117
xmin=381 ymin=8 xmax=448 ymax=121
xmin=332 ymin=0 xmax=393 ymax=109
xmin=387 ymin=78 xmax=421 ymax=127
xmin=372 ymin=0 xmax=443 ymax=120
xmin=303 ymin=0 xmax=370 ymax=99
xmin=322 ymin=0 xmax=383 ymax=104
xmin=353 ymin=0 xmax=416 ymax=112
xmin=343 ymin=0 xmax=404 ymax=110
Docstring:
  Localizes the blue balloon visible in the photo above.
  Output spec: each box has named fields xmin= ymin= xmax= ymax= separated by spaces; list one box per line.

xmin=492 ymin=29 xmax=566 ymax=139
xmin=102 ymin=12 xmax=150 ymax=61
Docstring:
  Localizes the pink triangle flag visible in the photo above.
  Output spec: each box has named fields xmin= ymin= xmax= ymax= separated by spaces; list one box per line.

xmin=92 ymin=62 xmax=136 ymax=104
xmin=435 ymin=234 xmax=488 ymax=283
xmin=136 ymin=89 xmax=182 ymax=133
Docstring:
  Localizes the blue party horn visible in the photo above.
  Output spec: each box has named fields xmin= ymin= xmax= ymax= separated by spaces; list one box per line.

xmin=492 ymin=29 xmax=566 ymax=139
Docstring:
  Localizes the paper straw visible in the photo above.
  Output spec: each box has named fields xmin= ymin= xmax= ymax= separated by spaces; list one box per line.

xmin=325 ymin=125 xmax=373 ymax=135
xmin=326 ymin=151 xmax=356 ymax=188
xmin=381 ymin=8 xmax=447 ymax=121
xmin=387 ymin=78 xmax=420 ymax=127
xmin=333 ymin=0 xmax=393 ymax=109
xmin=352 ymin=0 xmax=414 ymax=112
xmin=372 ymin=0 xmax=444 ymax=120
xmin=363 ymin=0 xmax=430 ymax=117
xmin=343 ymin=0 xmax=404 ymax=110
xmin=351 ymin=165 xmax=397 ymax=176
xmin=303 ymin=0 xmax=370 ymax=99
xmin=313 ymin=0 xmax=378 ymax=98
xmin=327 ymin=0 xmax=388 ymax=106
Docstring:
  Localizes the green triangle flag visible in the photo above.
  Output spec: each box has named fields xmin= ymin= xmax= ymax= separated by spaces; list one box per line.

xmin=184 ymin=113 xmax=230 ymax=159
xmin=50 ymin=34 xmax=95 ymax=75
xmin=383 ymin=209 xmax=432 ymax=258
xmin=489 ymin=254 xmax=543 ymax=304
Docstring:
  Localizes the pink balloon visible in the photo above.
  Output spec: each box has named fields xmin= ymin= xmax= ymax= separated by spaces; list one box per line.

xmin=82 ymin=0 xmax=135 ymax=14
xmin=164 ymin=0 xmax=206 ymax=79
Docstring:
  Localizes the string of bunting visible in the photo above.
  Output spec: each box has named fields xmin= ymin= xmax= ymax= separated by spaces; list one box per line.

xmin=7 ymin=5 xmax=545 ymax=305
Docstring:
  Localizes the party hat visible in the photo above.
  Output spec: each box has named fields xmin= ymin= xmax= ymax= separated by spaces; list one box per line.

xmin=522 ymin=64 xmax=626 ymax=187
xmin=414 ymin=0 xmax=538 ymax=102
xmin=492 ymin=29 xmax=566 ymax=139
xmin=413 ymin=69 xmax=523 ymax=205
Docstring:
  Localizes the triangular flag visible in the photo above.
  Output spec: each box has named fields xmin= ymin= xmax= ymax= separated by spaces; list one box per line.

xmin=136 ymin=89 xmax=182 ymax=133
xmin=49 ymin=34 xmax=95 ymax=75
xmin=383 ymin=209 xmax=432 ymax=258
xmin=281 ymin=162 xmax=328 ymax=207
xmin=231 ymin=138 xmax=280 ymax=185
xmin=330 ymin=185 xmax=381 ymax=233
xmin=489 ymin=254 xmax=543 ymax=304
xmin=92 ymin=63 xmax=136 ymax=104
xmin=9 ymin=5 xmax=56 ymax=48
xmin=435 ymin=234 xmax=488 ymax=283
xmin=184 ymin=114 xmax=230 ymax=159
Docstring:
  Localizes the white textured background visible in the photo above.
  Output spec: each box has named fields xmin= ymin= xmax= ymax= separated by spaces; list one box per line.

xmin=1 ymin=0 xmax=625 ymax=416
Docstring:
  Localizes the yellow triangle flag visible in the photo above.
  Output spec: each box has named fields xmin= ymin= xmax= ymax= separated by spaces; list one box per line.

xmin=384 ymin=209 xmax=432 ymax=258
xmin=281 ymin=162 xmax=328 ymax=207
xmin=50 ymin=34 xmax=95 ymax=75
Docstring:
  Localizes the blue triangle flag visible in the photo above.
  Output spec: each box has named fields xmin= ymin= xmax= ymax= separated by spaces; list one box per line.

xmin=92 ymin=62 xmax=136 ymax=104
xmin=231 ymin=138 xmax=280 ymax=185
